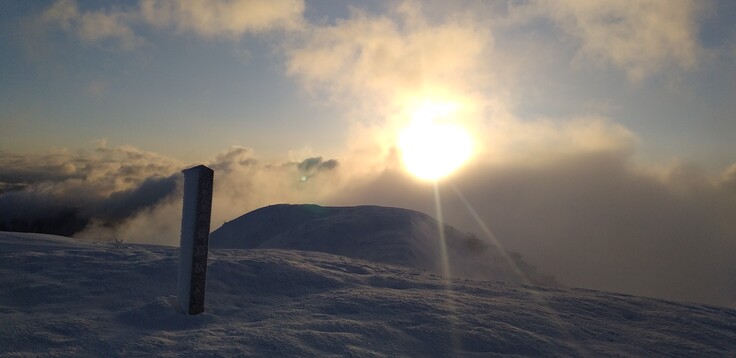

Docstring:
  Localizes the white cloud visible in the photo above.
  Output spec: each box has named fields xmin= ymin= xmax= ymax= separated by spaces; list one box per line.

xmin=480 ymin=116 xmax=637 ymax=165
xmin=530 ymin=0 xmax=703 ymax=81
xmin=286 ymin=3 xmax=490 ymax=108
xmin=285 ymin=2 xmax=637 ymax=171
xmin=140 ymin=0 xmax=305 ymax=38
xmin=37 ymin=0 xmax=143 ymax=51
xmin=285 ymin=3 xmax=497 ymax=179
xmin=33 ymin=0 xmax=305 ymax=50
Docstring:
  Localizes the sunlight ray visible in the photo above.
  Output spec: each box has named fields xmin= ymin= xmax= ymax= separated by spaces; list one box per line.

xmin=433 ymin=183 xmax=452 ymax=280
xmin=450 ymin=184 xmax=533 ymax=285
xmin=450 ymin=183 xmax=589 ymax=356
xmin=432 ymin=182 xmax=462 ymax=352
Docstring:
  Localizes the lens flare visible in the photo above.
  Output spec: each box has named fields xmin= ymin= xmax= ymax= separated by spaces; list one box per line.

xmin=398 ymin=101 xmax=472 ymax=181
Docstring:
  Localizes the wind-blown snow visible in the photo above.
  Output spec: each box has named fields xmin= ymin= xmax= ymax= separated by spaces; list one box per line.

xmin=2 ymin=231 xmax=735 ymax=356
xmin=211 ymin=204 xmax=555 ymax=286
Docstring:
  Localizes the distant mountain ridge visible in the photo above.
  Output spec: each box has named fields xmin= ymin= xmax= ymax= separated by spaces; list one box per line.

xmin=210 ymin=204 xmax=556 ymax=286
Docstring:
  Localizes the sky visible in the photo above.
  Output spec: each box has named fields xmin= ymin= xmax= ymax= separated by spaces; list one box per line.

xmin=1 ymin=0 xmax=736 ymax=307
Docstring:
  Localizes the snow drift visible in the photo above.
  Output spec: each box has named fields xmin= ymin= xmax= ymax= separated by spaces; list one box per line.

xmin=2 ymin=231 xmax=736 ymax=356
xmin=210 ymin=204 xmax=555 ymax=286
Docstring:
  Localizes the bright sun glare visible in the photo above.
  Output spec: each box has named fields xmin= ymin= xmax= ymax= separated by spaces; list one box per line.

xmin=398 ymin=101 xmax=473 ymax=181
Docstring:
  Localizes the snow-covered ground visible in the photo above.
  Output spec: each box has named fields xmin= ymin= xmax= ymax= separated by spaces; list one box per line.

xmin=2 ymin=231 xmax=735 ymax=356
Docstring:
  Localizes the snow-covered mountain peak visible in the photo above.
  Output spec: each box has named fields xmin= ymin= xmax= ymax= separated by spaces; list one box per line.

xmin=211 ymin=204 xmax=555 ymax=286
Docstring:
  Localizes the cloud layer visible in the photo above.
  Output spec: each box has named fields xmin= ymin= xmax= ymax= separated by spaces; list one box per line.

xmin=0 ymin=144 xmax=181 ymax=236
xmin=2 ymin=142 xmax=735 ymax=307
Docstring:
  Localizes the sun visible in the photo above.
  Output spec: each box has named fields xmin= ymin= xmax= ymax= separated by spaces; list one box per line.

xmin=398 ymin=101 xmax=473 ymax=181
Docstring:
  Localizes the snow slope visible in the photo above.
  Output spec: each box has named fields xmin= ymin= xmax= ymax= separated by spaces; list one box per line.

xmin=2 ymin=231 xmax=735 ymax=356
xmin=211 ymin=204 xmax=555 ymax=286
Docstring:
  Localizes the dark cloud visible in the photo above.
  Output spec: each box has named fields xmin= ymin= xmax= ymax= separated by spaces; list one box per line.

xmin=0 ymin=190 xmax=87 ymax=237
xmin=0 ymin=175 xmax=179 ymax=237
xmin=298 ymin=157 xmax=339 ymax=173
xmin=209 ymin=146 xmax=258 ymax=173
xmin=86 ymin=175 xmax=179 ymax=222
xmin=296 ymin=157 xmax=339 ymax=182
xmin=0 ymin=169 xmax=72 ymax=186
xmin=0 ymin=182 xmax=29 ymax=195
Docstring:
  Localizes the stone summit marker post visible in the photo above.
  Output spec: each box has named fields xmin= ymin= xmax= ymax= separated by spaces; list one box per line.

xmin=177 ymin=165 xmax=214 ymax=315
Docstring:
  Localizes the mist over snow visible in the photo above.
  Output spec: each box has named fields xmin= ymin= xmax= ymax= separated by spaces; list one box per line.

xmin=2 ymin=143 xmax=736 ymax=309
xmin=2 ymin=232 xmax=736 ymax=356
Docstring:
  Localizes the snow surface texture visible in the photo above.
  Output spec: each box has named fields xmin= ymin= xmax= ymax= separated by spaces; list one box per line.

xmin=211 ymin=204 xmax=556 ymax=286
xmin=2 ymin=231 xmax=736 ymax=356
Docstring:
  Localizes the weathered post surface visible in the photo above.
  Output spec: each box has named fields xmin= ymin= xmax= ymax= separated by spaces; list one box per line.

xmin=177 ymin=165 xmax=214 ymax=315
